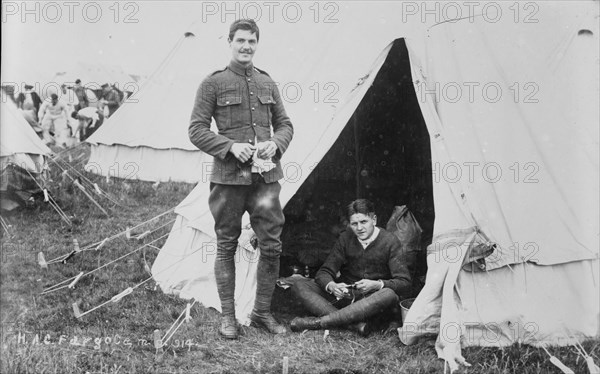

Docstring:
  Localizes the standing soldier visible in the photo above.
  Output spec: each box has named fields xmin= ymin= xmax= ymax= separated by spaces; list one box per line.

xmin=188 ymin=19 xmax=294 ymax=339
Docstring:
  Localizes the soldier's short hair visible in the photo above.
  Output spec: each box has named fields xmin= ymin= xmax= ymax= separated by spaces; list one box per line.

xmin=346 ymin=199 xmax=375 ymax=219
xmin=228 ymin=19 xmax=260 ymax=42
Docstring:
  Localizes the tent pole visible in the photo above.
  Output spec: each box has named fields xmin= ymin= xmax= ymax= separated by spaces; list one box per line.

xmin=353 ymin=113 xmax=360 ymax=199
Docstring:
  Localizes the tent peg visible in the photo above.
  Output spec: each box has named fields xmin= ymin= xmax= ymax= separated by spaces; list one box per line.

xmin=72 ymin=301 xmax=83 ymax=318
xmin=37 ymin=252 xmax=48 ymax=269
xmin=95 ymin=238 xmax=108 ymax=251
xmin=153 ymin=329 xmax=163 ymax=350
xmin=135 ymin=230 xmax=152 ymax=241
xmin=68 ymin=272 xmax=84 ymax=289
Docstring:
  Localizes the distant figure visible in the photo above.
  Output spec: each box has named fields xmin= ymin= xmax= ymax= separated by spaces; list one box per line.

xmin=72 ymin=79 xmax=89 ymax=111
xmin=61 ymin=84 xmax=79 ymax=136
xmin=1 ymin=85 xmax=17 ymax=104
xmin=16 ymin=84 xmax=43 ymax=122
xmin=99 ymin=84 xmax=122 ymax=117
xmin=38 ymin=93 xmax=69 ymax=146
xmin=74 ymin=106 xmax=104 ymax=141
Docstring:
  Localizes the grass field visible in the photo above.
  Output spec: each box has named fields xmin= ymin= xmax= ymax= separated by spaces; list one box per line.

xmin=1 ymin=145 xmax=598 ymax=374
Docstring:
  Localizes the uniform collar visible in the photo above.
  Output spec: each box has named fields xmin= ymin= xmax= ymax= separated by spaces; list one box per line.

xmin=229 ymin=60 xmax=254 ymax=77
xmin=358 ymin=227 xmax=380 ymax=249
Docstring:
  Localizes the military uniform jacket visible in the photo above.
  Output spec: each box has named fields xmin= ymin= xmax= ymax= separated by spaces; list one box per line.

xmin=189 ymin=60 xmax=294 ymax=184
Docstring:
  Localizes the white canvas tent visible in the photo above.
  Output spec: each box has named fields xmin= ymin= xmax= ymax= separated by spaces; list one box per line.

xmin=85 ymin=33 xmax=215 ymax=183
xmin=397 ymin=4 xmax=599 ymax=368
xmin=0 ymin=99 xmax=51 ymax=210
xmin=94 ymin=1 xmax=598 ymax=369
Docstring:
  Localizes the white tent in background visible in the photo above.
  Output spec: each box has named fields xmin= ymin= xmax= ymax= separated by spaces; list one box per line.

xmin=0 ymin=99 xmax=51 ymax=210
xmin=92 ymin=1 xmax=598 ymax=370
xmin=85 ymin=32 xmax=215 ymax=183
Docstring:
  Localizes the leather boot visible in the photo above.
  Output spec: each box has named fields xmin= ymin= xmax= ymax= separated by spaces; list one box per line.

xmin=320 ymin=288 xmax=398 ymax=329
xmin=215 ymin=248 xmax=238 ymax=339
xmin=348 ymin=322 xmax=371 ymax=337
xmin=250 ymin=311 xmax=287 ymax=334
xmin=383 ymin=304 xmax=403 ymax=334
xmin=219 ymin=315 xmax=239 ymax=339
xmin=251 ymin=255 xmax=286 ymax=334
xmin=290 ymin=316 xmax=322 ymax=332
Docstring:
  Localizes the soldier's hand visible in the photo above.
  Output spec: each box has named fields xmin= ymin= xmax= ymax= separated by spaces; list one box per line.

xmin=256 ymin=141 xmax=277 ymax=159
xmin=330 ymin=283 xmax=352 ymax=299
xmin=355 ymin=279 xmax=382 ymax=293
xmin=230 ymin=143 xmax=256 ymax=163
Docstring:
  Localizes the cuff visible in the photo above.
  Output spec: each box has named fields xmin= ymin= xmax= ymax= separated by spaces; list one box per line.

xmin=378 ymin=279 xmax=385 ymax=290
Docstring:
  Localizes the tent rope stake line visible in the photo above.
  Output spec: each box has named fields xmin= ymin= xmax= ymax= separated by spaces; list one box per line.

xmin=40 ymin=213 xmax=205 ymax=317
xmin=37 ymin=209 xmax=175 ymax=269
xmin=72 ymin=279 xmax=151 ymax=319
xmin=572 ymin=340 xmax=600 ymax=374
xmin=52 ymin=156 xmax=123 ymax=208
xmin=154 ymin=300 xmax=196 ymax=349
xmin=66 ymin=225 xmax=211 ymax=319
xmin=22 ymin=168 xmax=72 ymax=226
xmin=40 ymin=232 xmax=169 ymax=295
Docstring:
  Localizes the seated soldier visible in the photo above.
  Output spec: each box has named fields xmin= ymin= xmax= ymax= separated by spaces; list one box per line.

xmin=289 ymin=199 xmax=412 ymax=336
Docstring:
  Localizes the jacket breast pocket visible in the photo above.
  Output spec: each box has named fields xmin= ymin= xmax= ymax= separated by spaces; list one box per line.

xmin=257 ymin=95 xmax=275 ymax=127
xmin=215 ymin=96 xmax=242 ymax=130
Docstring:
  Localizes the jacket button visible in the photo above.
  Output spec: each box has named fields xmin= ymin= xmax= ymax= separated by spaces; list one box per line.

xmin=250 ymin=92 xmax=254 ymax=95
xmin=251 ymin=107 xmax=255 ymax=111
xmin=253 ymin=123 xmax=256 ymax=126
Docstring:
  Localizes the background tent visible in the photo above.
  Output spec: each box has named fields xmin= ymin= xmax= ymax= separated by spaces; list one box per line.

xmin=399 ymin=3 xmax=600 ymax=368
xmin=142 ymin=2 xmax=597 ymax=369
xmin=85 ymin=33 xmax=216 ymax=183
xmin=0 ymin=99 xmax=51 ymax=210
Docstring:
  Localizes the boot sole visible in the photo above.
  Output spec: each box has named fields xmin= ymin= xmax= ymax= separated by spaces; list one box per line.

xmin=219 ymin=330 xmax=239 ymax=339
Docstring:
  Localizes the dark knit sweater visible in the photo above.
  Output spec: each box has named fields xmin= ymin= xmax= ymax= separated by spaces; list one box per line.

xmin=315 ymin=228 xmax=412 ymax=298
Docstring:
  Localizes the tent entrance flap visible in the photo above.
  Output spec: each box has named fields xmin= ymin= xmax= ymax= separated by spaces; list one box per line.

xmin=281 ymin=39 xmax=434 ymax=276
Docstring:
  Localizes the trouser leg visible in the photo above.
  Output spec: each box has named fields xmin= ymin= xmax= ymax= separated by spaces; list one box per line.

xmin=246 ymin=178 xmax=285 ymax=315
xmin=41 ymin=117 xmax=54 ymax=145
xmin=320 ymin=288 xmax=399 ymax=328
xmin=291 ymin=279 xmax=339 ymax=316
xmin=54 ymin=117 xmax=70 ymax=146
xmin=209 ymin=183 xmax=247 ymax=317
xmin=53 ymin=117 xmax=69 ymax=146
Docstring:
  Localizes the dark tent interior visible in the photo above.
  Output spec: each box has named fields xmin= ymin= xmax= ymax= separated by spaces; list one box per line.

xmin=281 ymin=39 xmax=434 ymax=285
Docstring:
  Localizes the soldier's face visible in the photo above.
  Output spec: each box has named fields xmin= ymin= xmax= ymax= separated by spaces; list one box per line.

xmin=229 ymin=29 xmax=258 ymax=65
xmin=349 ymin=213 xmax=377 ymax=241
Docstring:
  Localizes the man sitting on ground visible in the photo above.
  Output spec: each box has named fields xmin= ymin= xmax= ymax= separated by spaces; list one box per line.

xmin=289 ymin=199 xmax=412 ymax=336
